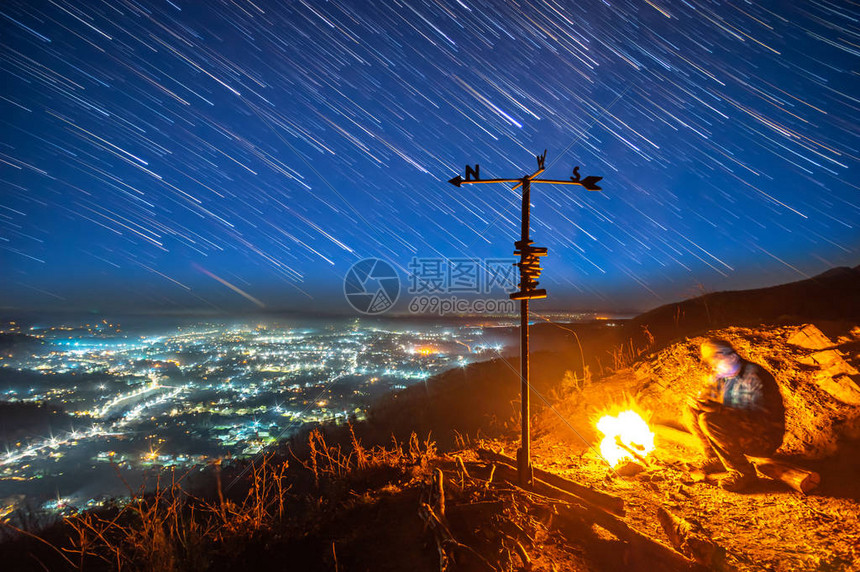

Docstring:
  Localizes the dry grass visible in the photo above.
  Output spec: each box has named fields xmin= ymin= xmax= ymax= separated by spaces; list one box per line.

xmin=608 ymin=325 xmax=655 ymax=372
xmin=2 ymin=426 xmax=437 ymax=571
xmin=54 ymin=455 xmax=290 ymax=571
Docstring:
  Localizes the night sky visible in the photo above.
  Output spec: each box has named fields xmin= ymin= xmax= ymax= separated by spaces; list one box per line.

xmin=1 ymin=0 xmax=857 ymax=315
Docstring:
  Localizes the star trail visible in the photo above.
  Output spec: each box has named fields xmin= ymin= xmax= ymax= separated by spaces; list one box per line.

xmin=0 ymin=0 xmax=857 ymax=313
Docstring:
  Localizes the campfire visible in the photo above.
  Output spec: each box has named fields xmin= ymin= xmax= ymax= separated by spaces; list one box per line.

xmin=596 ymin=409 xmax=655 ymax=467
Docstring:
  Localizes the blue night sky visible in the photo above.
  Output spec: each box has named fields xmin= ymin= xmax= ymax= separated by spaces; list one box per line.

xmin=0 ymin=0 xmax=857 ymax=315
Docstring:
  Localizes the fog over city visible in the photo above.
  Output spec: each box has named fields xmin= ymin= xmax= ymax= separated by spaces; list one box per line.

xmin=0 ymin=313 xmax=540 ymax=517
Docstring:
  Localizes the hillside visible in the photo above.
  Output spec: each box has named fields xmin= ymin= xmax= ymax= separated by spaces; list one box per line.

xmin=1 ymin=269 xmax=859 ymax=571
xmin=524 ymin=322 xmax=860 ymax=570
xmin=623 ymin=265 xmax=860 ymax=350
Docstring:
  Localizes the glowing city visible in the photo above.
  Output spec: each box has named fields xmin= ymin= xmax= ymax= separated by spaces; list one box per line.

xmin=0 ymin=316 xmax=518 ymax=516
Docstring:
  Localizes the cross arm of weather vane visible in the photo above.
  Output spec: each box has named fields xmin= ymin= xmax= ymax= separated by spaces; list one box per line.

xmin=447 ymin=150 xmax=602 ymax=191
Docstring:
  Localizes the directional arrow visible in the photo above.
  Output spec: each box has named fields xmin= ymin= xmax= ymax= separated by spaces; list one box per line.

xmin=524 ymin=177 xmax=604 ymax=190
xmin=451 ymin=176 xmax=527 ymax=186
xmin=580 ymin=176 xmax=602 ymax=191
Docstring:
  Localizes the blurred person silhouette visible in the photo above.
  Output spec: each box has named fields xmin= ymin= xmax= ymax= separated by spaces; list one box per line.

xmin=686 ymin=338 xmax=785 ymax=492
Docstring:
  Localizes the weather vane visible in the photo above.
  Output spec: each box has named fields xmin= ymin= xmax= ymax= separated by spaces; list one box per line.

xmin=449 ymin=150 xmax=603 ymax=486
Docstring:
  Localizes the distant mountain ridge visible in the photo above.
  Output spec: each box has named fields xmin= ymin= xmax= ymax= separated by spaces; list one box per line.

xmin=624 ymin=265 xmax=860 ymax=349
xmin=0 ymin=333 xmax=45 ymax=349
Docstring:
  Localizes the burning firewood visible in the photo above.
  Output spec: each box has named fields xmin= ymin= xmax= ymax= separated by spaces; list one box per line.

xmin=614 ymin=434 xmax=651 ymax=467
xmin=615 ymin=459 xmax=647 ymax=477
xmin=596 ymin=409 xmax=656 ymax=468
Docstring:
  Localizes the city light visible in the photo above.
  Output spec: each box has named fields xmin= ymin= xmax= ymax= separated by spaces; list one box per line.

xmin=0 ymin=317 xmax=500 ymax=514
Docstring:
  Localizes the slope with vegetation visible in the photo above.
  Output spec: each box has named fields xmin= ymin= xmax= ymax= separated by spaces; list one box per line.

xmin=1 ymin=267 xmax=859 ymax=571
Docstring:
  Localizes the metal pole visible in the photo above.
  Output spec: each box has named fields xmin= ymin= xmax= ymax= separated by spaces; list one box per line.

xmin=446 ymin=152 xmax=601 ymax=488
xmin=519 ymin=297 xmax=531 ymax=486
xmin=518 ymin=178 xmax=533 ymax=487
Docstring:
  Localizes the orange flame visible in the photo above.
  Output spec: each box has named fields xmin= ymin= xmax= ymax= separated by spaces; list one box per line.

xmin=596 ymin=409 xmax=655 ymax=467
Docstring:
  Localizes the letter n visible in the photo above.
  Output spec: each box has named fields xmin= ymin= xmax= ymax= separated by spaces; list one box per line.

xmin=465 ymin=164 xmax=480 ymax=181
